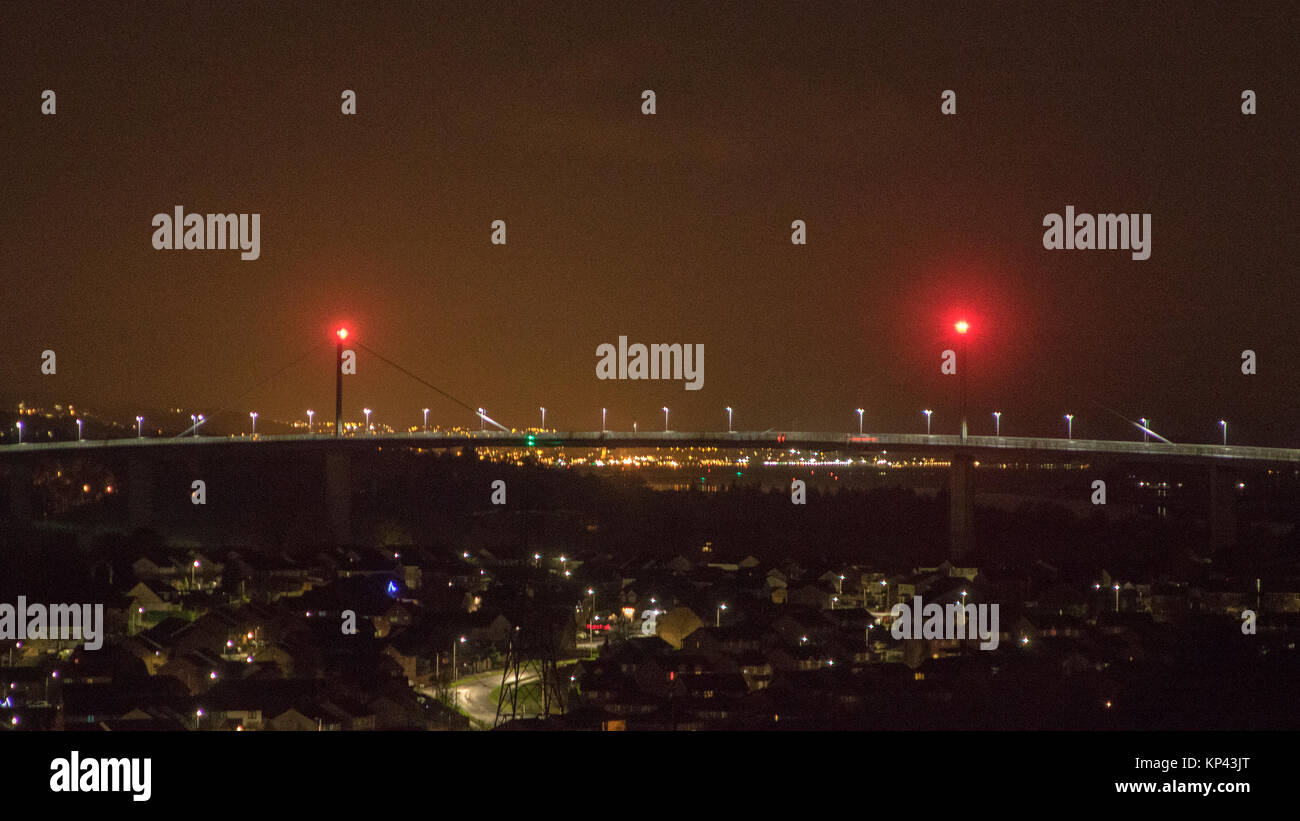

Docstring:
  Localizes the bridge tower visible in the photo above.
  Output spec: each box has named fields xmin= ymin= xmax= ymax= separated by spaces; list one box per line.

xmin=1209 ymin=465 xmax=1238 ymax=551
xmin=949 ymin=454 xmax=975 ymax=558
xmin=335 ymin=328 xmax=347 ymax=437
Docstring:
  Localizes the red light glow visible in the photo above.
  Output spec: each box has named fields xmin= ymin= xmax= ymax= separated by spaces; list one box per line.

xmin=954 ymin=320 xmax=969 ymax=334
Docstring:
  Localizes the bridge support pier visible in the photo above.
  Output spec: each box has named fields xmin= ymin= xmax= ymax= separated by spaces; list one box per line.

xmin=949 ymin=454 xmax=975 ymax=559
xmin=127 ymin=457 xmax=153 ymax=530
xmin=1209 ymin=465 xmax=1237 ymax=551
xmin=325 ymin=451 xmax=352 ymax=545
xmin=5 ymin=466 xmax=33 ymax=521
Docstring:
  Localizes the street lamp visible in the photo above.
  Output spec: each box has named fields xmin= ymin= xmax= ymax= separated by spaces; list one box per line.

xmin=190 ymin=414 xmax=197 ymax=437
xmin=196 ymin=414 xmax=204 ymax=437
xmin=76 ymin=418 xmax=82 ymax=441
xmin=1140 ymin=418 xmax=1149 ymax=442
xmin=1065 ymin=414 xmax=1073 ymax=439
xmin=993 ymin=411 xmax=1001 ymax=436
xmin=716 ymin=602 xmax=727 ymax=627
xmin=857 ymin=408 xmax=864 ymax=434
xmin=923 ymin=409 xmax=933 ymax=435
xmin=422 ymin=408 xmax=429 ymax=431
xmin=588 ymin=588 xmax=597 ymax=639
xmin=539 ymin=407 xmax=546 ymax=429
xmin=363 ymin=408 xmax=372 ymax=432
xmin=15 ymin=421 xmax=22 ymax=444
xmin=1219 ymin=419 xmax=1227 ymax=446
xmin=307 ymin=409 xmax=314 ymax=433
xmin=726 ymin=406 xmax=733 ymax=433
xmin=136 ymin=416 xmax=144 ymax=438
xmin=478 ymin=408 xmax=485 ymax=431
xmin=1113 ymin=583 xmax=1120 ymax=612
xmin=452 ymin=635 xmax=467 ymax=684
xmin=250 ymin=411 xmax=258 ymax=437
xmin=601 ymin=407 xmax=606 ymax=431
xmin=663 ymin=407 xmax=669 ymax=432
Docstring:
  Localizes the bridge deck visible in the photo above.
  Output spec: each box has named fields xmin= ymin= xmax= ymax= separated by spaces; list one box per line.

xmin=1 ymin=431 xmax=1297 ymax=466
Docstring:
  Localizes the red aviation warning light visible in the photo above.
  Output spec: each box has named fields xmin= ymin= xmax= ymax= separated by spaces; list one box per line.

xmin=954 ymin=320 xmax=969 ymax=334
xmin=337 ymin=328 xmax=349 ymax=340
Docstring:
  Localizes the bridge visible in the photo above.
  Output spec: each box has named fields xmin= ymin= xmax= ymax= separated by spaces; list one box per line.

xmin=3 ymin=429 xmax=1293 ymax=557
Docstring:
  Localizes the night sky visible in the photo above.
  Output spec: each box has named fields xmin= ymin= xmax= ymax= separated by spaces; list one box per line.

xmin=2 ymin=2 xmax=1296 ymax=444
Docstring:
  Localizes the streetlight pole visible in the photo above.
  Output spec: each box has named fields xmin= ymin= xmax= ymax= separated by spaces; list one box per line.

xmin=307 ymin=410 xmax=314 ymax=433
xmin=1140 ymin=418 xmax=1149 ymax=442
xmin=588 ymin=588 xmax=596 ymax=640
xmin=136 ymin=416 xmax=144 ymax=438
xmin=250 ymin=411 xmax=258 ymax=437
xmin=993 ymin=411 xmax=1001 ymax=436
xmin=76 ymin=418 xmax=82 ymax=441
xmin=923 ymin=409 xmax=932 ymax=435
xmin=422 ymin=408 xmax=429 ymax=431
xmin=1219 ymin=420 xmax=1227 ymax=446
xmin=1065 ymin=414 xmax=1073 ymax=439
xmin=663 ymin=407 xmax=669 ymax=432
xmin=1113 ymin=584 xmax=1120 ymax=612
xmin=478 ymin=408 xmax=485 ymax=431
xmin=15 ymin=421 xmax=22 ymax=444
xmin=452 ymin=635 xmax=466 ymax=686
xmin=857 ymin=408 xmax=864 ymax=435
xmin=601 ymin=407 xmax=606 ymax=431
xmin=726 ymin=407 xmax=733 ymax=433
xmin=539 ymin=407 xmax=546 ymax=430
xmin=716 ymin=603 xmax=726 ymax=627
xmin=363 ymin=408 xmax=372 ymax=433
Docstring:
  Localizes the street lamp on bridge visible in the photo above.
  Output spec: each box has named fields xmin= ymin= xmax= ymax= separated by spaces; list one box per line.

xmin=1140 ymin=417 xmax=1149 ymax=442
xmin=923 ymin=409 xmax=933 ymax=435
xmin=1219 ymin=419 xmax=1227 ymax=446
xmin=601 ymin=407 xmax=607 ymax=431
xmin=307 ymin=409 xmax=314 ymax=433
xmin=422 ymin=408 xmax=429 ymax=431
xmin=726 ymin=406 xmax=733 ymax=433
xmin=136 ymin=416 xmax=143 ymax=438
xmin=250 ymin=411 xmax=258 ymax=437
xmin=539 ymin=407 xmax=546 ymax=430
xmin=663 ymin=407 xmax=669 ymax=432
xmin=856 ymin=408 xmax=864 ymax=434
xmin=15 ymin=421 xmax=22 ymax=444
xmin=76 ymin=418 xmax=82 ymax=441
xmin=363 ymin=408 xmax=372 ymax=433
xmin=993 ymin=410 xmax=1001 ymax=436
xmin=1065 ymin=414 xmax=1074 ymax=439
